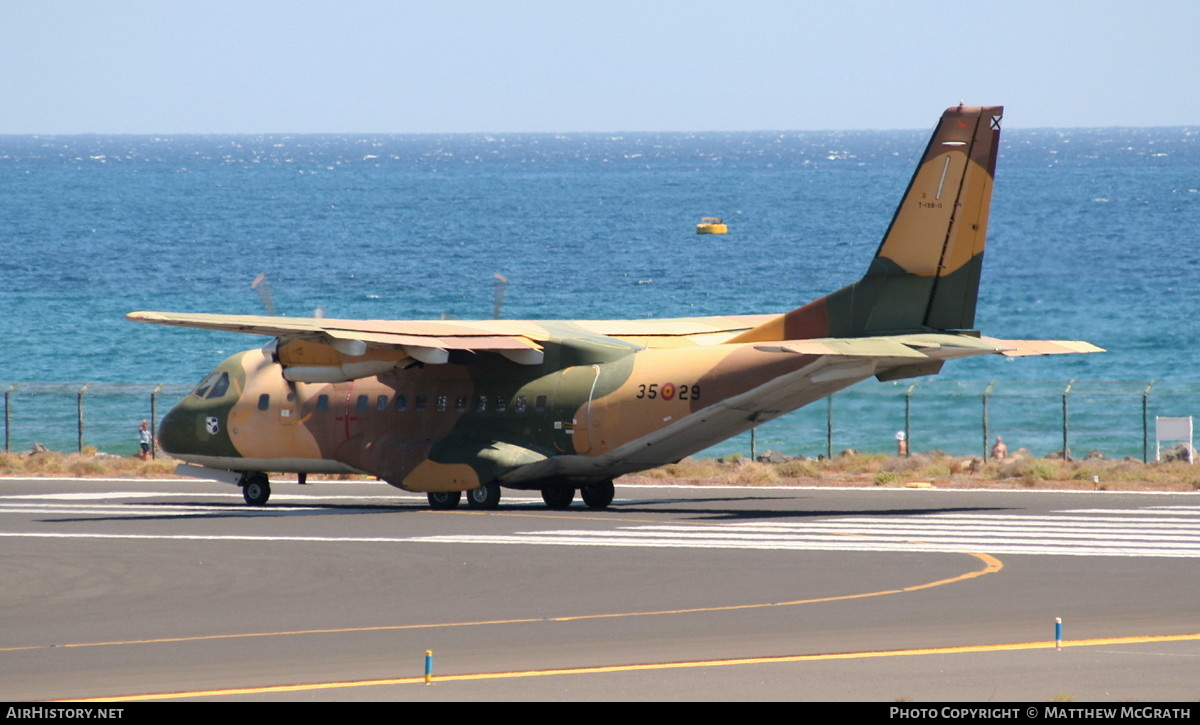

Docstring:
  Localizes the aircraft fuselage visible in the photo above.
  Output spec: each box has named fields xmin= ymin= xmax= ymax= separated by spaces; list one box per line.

xmin=159 ymin=329 xmax=840 ymax=493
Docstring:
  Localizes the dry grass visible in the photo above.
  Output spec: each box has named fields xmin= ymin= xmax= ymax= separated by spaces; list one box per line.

xmin=624 ymin=453 xmax=1200 ymax=492
xmin=2 ymin=447 xmax=1198 ymax=492
xmin=0 ymin=449 xmax=179 ymax=478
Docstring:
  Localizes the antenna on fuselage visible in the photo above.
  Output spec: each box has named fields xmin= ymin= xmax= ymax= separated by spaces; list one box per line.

xmin=251 ymin=273 xmax=276 ymax=315
xmin=493 ymin=273 xmax=509 ymax=319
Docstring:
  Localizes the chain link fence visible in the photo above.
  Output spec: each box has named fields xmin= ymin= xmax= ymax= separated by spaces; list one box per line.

xmin=2 ymin=380 xmax=1197 ymax=462
xmin=2 ymin=383 xmax=193 ymax=458
xmin=711 ymin=379 xmax=1198 ymax=462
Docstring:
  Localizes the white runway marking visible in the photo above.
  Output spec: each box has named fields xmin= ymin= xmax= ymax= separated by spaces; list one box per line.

xmin=2 ymin=491 xmax=1198 ymax=558
xmin=415 ymin=509 xmax=1200 ymax=558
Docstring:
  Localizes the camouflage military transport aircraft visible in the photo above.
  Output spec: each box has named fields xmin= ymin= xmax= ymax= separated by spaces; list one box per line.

xmin=129 ymin=105 xmax=1100 ymax=509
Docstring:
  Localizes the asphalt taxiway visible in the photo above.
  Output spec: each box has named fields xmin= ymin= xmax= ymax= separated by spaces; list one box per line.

xmin=2 ymin=477 xmax=1198 ymax=701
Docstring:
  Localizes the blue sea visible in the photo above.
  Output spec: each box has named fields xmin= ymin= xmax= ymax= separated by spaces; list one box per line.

xmin=2 ymin=126 xmax=1198 ymax=459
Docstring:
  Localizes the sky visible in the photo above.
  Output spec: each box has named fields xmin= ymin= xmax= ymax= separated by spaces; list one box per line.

xmin=2 ymin=0 xmax=1198 ymax=134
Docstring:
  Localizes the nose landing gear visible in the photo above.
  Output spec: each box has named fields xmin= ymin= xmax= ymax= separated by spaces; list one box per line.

xmin=238 ymin=472 xmax=271 ymax=505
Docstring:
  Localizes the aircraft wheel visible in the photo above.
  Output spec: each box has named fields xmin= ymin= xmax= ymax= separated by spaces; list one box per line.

xmin=580 ymin=480 xmax=614 ymax=510
xmin=427 ymin=490 xmax=462 ymax=510
xmin=541 ymin=486 xmax=575 ymax=509
xmin=241 ymin=473 xmax=271 ymax=506
xmin=466 ymin=482 xmax=501 ymax=510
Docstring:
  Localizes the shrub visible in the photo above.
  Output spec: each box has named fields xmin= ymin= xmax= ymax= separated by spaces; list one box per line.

xmin=873 ymin=471 xmax=903 ymax=486
xmin=776 ymin=458 xmax=819 ymax=479
xmin=729 ymin=462 xmax=779 ymax=486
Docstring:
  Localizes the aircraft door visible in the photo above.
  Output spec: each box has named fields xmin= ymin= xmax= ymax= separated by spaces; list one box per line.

xmin=553 ymin=365 xmax=600 ymax=455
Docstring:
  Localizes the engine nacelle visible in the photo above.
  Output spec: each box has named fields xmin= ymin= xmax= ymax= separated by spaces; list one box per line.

xmin=272 ymin=338 xmax=408 ymax=383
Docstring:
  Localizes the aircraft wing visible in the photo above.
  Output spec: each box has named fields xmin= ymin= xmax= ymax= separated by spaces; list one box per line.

xmin=128 ymin=311 xmax=1100 ymax=385
xmin=574 ymin=314 xmax=778 ymax=347
xmin=127 ymin=311 xmax=550 ymax=366
xmin=127 ymin=311 xmax=781 ymax=358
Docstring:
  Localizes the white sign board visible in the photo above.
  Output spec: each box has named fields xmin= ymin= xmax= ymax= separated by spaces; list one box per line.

xmin=1156 ymin=416 xmax=1194 ymax=463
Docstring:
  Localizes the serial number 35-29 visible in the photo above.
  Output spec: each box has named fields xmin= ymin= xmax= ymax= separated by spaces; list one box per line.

xmin=636 ymin=383 xmax=699 ymax=401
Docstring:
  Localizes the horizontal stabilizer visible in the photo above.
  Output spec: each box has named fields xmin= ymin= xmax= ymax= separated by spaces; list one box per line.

xmin=981 ymin=337 xmax=1105 ymax=357
xmin=758 ymin=333 xmax=1102 ymax=360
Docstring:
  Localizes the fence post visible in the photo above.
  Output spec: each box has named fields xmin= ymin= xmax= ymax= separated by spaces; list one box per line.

xmin=826 ymin=395 xmax=833 ymax=458
xmin=1061 ymin=380 xmax=1074 ymax=461
xmin=77 ymin=383 xmax=92 ymax=453
xmin=4 ymin=384 xmax=15 ymax=453
xmin=982 ymin=381 xmax=995 ymax=461
xmin=904 ymin=381 xmax=917 ymax=457
xmin=1142 ymin=381 xmax=1155 ymax=463
xmin=150 ymin=383 xmax=165 ymax=460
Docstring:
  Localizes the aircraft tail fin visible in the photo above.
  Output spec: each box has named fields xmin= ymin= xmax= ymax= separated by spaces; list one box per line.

xmin=729 ymin=104 xmax=1004 ymax=343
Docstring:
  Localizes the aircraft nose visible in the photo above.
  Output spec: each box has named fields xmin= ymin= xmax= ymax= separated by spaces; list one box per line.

xmin=157 ymin=391 xmax=238 ymax=461
xmin=157 ymin=402 xmax=205 ymax=457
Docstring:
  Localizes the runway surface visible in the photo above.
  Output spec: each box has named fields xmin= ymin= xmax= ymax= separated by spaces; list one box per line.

xmin=2 ymin=477 xmax=1199 ymax=701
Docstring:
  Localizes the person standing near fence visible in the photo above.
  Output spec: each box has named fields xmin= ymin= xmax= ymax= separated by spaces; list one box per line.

xmin=137 ymin=419 xmax=152 ymax=460
xmin=991 ymin=436 xmax=1008 ymax=461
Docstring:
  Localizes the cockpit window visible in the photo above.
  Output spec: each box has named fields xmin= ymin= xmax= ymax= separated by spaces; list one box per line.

xmin=206 ymin=373 xmax=230 ymax=399
xmin=192 ymin=372 xmax=221 ymax=398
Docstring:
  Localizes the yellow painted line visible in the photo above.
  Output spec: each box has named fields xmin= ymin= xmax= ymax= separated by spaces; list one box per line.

xmin=66 ymin=630 xmax=1200 ymax=702
xmin=553 ymin=552 xmax=1000 ymax=620
xmin=2 ymin=553 xmax=1000 ymax=653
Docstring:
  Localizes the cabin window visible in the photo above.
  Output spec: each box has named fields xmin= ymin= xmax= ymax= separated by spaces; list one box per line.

xmin=192 ymin=372 xmax=220 ymax=398
xmin=356 ymin=395 xmax=369 ymax=411
xmin=206 ymin=373 xmax=231 ymax=399
xmin=455 ymin=395 xmax=467 ymax=412
xmin=514 ymin=395 xmax=527 ymax=413
xmin=377 ymin=395 xmax=389 ymax=411
xmin=475 ymin=395 xmax=487 ymax=412
xmin=316 ymin=395 xmax=329 ymax=412
xmin=394 ymin=394 xmax=407 ymax=412
xmin=415 ymin=395 xmax=427 ymax=412
xmin=496 ymin=396 xmax=508 ymax=413
xmin=436 ymin=395 xmax=448 ymax=413
xmin=535 ymin=395 xmax=547 ymax=413
xmin=257 ymin=393 xmax=270 ymax=411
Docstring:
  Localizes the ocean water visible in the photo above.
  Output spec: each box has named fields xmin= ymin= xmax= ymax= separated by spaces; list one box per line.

xmin=2 ymin=126 xmax=1198 ymax=459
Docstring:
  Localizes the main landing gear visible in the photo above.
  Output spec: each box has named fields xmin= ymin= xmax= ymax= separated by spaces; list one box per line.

xmin=425 ymin=484 xmax=500 ymax=511
xmin=423 ymin=479 xmax=615 ymax=511
xmin=580 ymin=480 xmax=614 ymax=510
xmin=467 ymin=481 xmax=502 ymax=510
xmin=540 ymin=486 xmax=575 ymax=509
xmin=238 ymin=472 xmax=271 ymax=506
xmin=539 ymin=478 xmax=615 ymax=510
xmin=426 ymin=490 xmax=462 ymax=510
